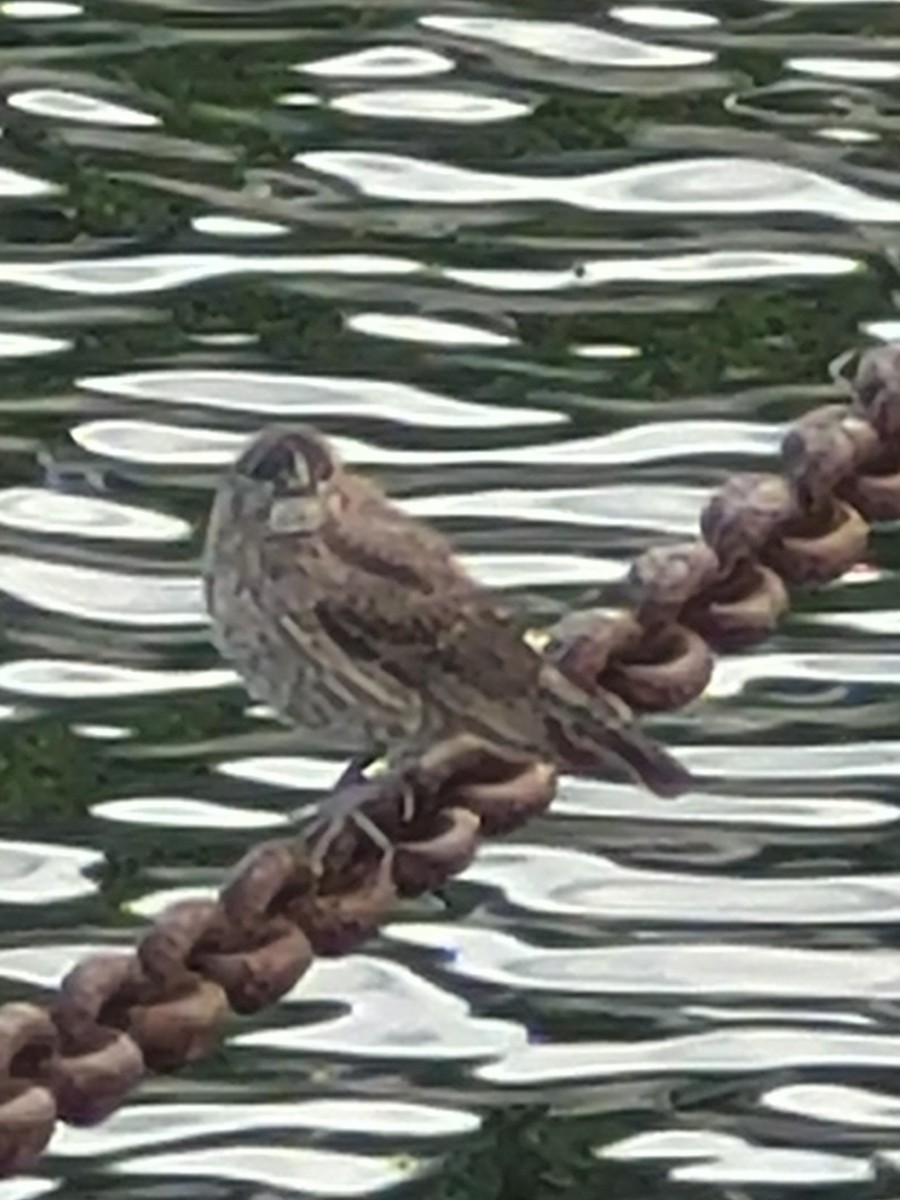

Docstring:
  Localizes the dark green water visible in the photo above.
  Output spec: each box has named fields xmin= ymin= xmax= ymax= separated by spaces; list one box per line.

xmin=2 ymin=1 xmax=900 ymax=1197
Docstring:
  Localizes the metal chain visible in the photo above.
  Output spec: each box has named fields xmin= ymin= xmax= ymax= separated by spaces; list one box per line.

xmin=1 ymin=345 xmax=898 ymax=1175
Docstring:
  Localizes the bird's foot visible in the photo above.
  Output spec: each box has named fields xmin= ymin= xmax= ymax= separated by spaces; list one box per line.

xmin=289 ymin=756 xmax=408 ymax=874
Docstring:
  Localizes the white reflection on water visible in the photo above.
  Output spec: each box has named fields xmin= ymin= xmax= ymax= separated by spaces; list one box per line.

xmin=91 ymin=795 xmax=284 ymax=829
xmin=346 ymin=311 xmax=516 ymax=346
xmin=52 ymin=1099 xmax=479 ymax=1157
xmin=789 ymin=56 xmax=900 ymax=82
xmin=7 ymin=89 xmax=158 ymax=127
xmin=611 ymin=5 xmax=718 ymax=28
xmin=71 ymin=416 xmax=778 ymax=468
xmin=331 ymin=89 xmax=531 ymax=124
xmin=460 ymin=552 xmax=624 ymax=588
xmin=387 ymin=924 xmax=900 ymax=999
xmin=765 ymin=1082 xmax=900 ymax=1128
xmin=298 ymin=150 xmax=900 ymax=222
xmin=79 ymin=368 xmax=562 ymax=428
xmin=419 ymin=15 xmax=712 ymax=68
xmin=0 ymin=840 xmax=100 ymax=904
xmin=0 ymin=252 xmax=421 ymax=295
xmin=216 ymin=753 xmax=346 ymax=791
xmin=72 ymin=419 xmax=246 ymax=464
xmin=0 ymin=659 xmax=232 ymax=698
xmin=0 ymin=166 xmax=56 ymax=196
xmin=685 ymin=739 xmax=900 ymax=779
xmin=191 ymin=213 xmax=289 ymax=237
xmin=235 ymin=954 xmax=525 ymax=1061
xmin=299 ymin=44 xmax=454 ymax=79
xmin=447 ymin=249 xmax=858 ymax=291
xmin=708 ymin=651 xmax=900 ymax=698
xmin=478 ymin=1026 xmax=900 ymax=1086
xmin=0 ymin=246 xmax=854 ymax=300
xmin=0 ymin=1182 xmax=58 ymax=1200
xmin=0 ymin=332 xmax=68 ymax=357
xmin=599 ymin=1130 xmax=872 ymax=1186
xmin=553 ymin=777 xmax=896 ymax=829
xmin=464 ymin=843 xmax=900 ymax=924
xmin=72 ymin=723 xmax=130 ymax=740
xmin=0 ymin=487 xmax=190 ymax=541
xmin=0 ymin=943 xmax=127 ymax=987
xmin=2 ymin=0 xmax=81 ymax=13
xmin=114 ymin=1145 xmax=428 ymax=1196
xmin=0 ymin=556 xmax=205 ymax=625
xmin=407 ymin=483 xmax=707 ymax=533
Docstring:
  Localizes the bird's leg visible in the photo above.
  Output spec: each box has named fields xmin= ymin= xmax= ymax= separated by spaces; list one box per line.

xmin=330 ymin=751 xmax=379 ymax=791
xmin=289 ymin=756 xmax=410 ymax=873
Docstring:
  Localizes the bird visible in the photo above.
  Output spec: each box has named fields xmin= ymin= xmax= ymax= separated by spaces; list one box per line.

xmin=203 ymin=425 xmax=693 ymax=856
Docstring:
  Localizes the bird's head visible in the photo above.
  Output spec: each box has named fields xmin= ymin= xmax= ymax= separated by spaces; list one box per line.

xmin=227 ymin=424 xmax=340 ymax=534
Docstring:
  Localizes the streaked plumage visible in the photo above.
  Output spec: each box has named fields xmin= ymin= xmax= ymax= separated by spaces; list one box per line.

xmin=203 ymin=425 xmax=692 ymax=822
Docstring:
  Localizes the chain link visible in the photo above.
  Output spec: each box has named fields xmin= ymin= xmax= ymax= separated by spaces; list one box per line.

xmin=2 ymin=346 xmax=898 ymax=1174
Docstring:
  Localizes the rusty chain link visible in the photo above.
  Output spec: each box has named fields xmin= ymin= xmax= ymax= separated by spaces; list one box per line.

xmin=2 ymin=345 xmax=899 ymax=1174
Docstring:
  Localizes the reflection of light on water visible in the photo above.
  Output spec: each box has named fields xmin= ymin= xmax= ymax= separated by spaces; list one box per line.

xmin=91 ymin=795 xmax=284 ymax=829
xmin=574 ymin=343 xmax=640 ymax=360
xmin=71 ymin=723 xmax=131 ymax=740
xmin=818 ymin=127 xmax=879 ymax=144
xmin=346 ymin=311 xmax=516 ymax=346
xmin=52 ymin=1099 xmax=479 ymax=1157
xmin=0 ymin=1179 xmax=58 ymax=1200
xmin=789 ymin=56 xmax=900 ymax=82
xmin=0 ymin=332 xmax=69 ymax=357
xmin=611 ymin=5 xmax=718 ymax=28
xmin=766 ymin=1082 xmax=900 ymax=1128
xmin=72 ymin=418 xmax=245 ymax=465
xmin=461 ymin=552 xmax=624 ymax=588
xmin=114 ymin=1145 xmax=428 ymax=1196
xmin=79 ymin=368 xmax=562 ymax=428
xmin=0 ymin=252 xmax=421 ymax=295
xmin=0 ymin=555 xmax=205 ymax=625
xmin=298 ymin=149 xmax=900 ymax=222
xmin=708 ymin=650 xmax=900 ymax=699
xmin=71 ymin=415 xmax=777 ymax=472
xmin=234 ymin=954 xmax=526 ymax=1061
xmin=0 ymin=166 xmax=56 ymax=197
xmin=406 ymin=483 xmax=708 ymax=532
xmin=388 ymin=923 xmax=900 ymax=1000
xmin=8 ymin=88 xmax=158 ymax=127
xmin=216 ymin=753 xmax=345 ymax=791
xmin=331 ymin=89 xmax=531 ymax=124
xmin=448 ymin=249 xmax=859 ymax=291
xmin=191 ymin=214 xmax=289 ymax=238
xmin=0 ymin=840 xmax=101 ymax=904
xmin=478 ymin=1026 xmax=900 ymax=1086
xmin=2 ymin=0 xmax=82 ymax=14
xmin=0 ymin=944 xmax=122 ymax=989
xmin=599 ymin=1129 xmax=872 ymax=1187
xmin=553 ymin=776 xmax=896 ymax=829
xmin=0 ymin=487 xmax=189 ymax=541
xmin=419 ymin=15 xmax=713 ymax=68
xmin=298 ymin=44 xmax=454 ymax=79
xmin=464 ymin=843 xmax=900 ymax=924
xmin=0 ymin=658 xmax=232 ymax=698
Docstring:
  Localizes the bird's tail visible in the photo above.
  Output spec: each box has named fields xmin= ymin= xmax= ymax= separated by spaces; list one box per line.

xmin=538 ymin=665 xmax=693 ymax=798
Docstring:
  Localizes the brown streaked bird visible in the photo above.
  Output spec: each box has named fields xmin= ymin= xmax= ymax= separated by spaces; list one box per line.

xmin=203 ymin=425 xmax=693 ymax=849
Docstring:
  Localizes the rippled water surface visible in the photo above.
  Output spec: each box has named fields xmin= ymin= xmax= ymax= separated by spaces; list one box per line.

xmin=4 ymin=0 xmax=900 ymax=1196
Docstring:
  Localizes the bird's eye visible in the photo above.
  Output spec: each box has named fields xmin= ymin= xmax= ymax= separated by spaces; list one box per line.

xmin=243 ymin=440 xmax=295 ymax=485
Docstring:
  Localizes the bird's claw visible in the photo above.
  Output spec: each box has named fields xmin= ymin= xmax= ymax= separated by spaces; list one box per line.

xmin=290 ymin=767 xmax=412 ymax=873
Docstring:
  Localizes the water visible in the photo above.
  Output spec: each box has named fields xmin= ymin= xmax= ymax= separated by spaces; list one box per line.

xmin=0 ymin=0 xmax=899 ymax=1196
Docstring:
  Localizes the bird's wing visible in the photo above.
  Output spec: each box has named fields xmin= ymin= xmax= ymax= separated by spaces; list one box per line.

xmin=316 ymin=572 xmax=546 ymax=753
